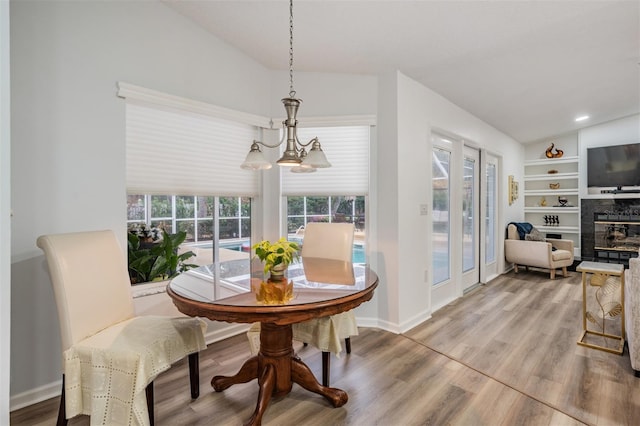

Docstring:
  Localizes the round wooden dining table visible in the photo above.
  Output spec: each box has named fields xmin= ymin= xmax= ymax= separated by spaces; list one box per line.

xmin=167 ymin=257 xmax=378 ymax=426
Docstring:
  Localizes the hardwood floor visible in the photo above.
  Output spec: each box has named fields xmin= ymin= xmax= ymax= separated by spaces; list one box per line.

xmin=11 ymin=270 xmax=640 ymax=425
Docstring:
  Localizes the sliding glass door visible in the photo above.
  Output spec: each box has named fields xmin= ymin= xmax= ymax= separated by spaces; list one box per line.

xmin=481 ymin=152 xmax=500 ymax=281
xmin=430 ymin=135 xmax=502 ymax=310
xmin=462 ymin=146 xmax=480 ymax=291
xmin=432 ymin=145 xmax=451 ymax=286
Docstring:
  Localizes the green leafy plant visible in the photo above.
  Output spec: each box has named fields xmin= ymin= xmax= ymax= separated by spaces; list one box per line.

xmin=127 ymin=229 xmax=198 ymax=284
xmin=252 ymin=237 xmax=300 ymax=274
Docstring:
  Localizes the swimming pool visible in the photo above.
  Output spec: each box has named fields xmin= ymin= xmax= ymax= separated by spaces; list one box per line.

xmin=191 ymin=239 xmax=366 ymax=264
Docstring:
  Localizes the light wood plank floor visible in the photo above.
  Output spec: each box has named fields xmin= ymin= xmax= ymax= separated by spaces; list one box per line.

xmin=11 ymin=270 xmax=640 ymax=425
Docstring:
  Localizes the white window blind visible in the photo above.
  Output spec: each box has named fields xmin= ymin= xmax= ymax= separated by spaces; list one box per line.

xmin=126 ymin=102 xmax=259 ymax=196
xmin=282 ymin=126 xmax=370 ymax=196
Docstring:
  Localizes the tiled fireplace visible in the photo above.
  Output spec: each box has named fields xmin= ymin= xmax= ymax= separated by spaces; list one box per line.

xmin=581 ymin=198 xmax=640 ymax=265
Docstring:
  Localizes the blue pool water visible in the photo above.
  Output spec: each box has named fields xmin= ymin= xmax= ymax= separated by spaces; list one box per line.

xmin=195 ymin=240 xmax=366 ymax=264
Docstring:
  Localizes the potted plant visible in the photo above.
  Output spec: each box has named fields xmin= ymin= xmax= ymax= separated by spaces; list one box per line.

xmin=127 ymin=227 xmax=198 ymax=284
xmin=252 ymin=237 xmax=300 ymax=281
xmin=252 ymin=237 xmax=300 ymax=304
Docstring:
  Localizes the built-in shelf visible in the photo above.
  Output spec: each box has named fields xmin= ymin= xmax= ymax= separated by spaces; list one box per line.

xmin=523 ymin=156 xmax=580 ymax=167
xmin=524 ymin=156 xmax=580 ymax=258
xmin=525 ymin=207 xmax=579 ymax=213
xmin=524 ymin=172 xmax=579 ymax=181
xmin=536 ymin=226 xmax=580 ymax=234
xmin=524 ymin=189 xmax=579 ymax=196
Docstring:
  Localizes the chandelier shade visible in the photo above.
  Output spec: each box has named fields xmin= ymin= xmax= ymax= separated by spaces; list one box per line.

xmin=240 ymin=142 xmax=272 ymax=171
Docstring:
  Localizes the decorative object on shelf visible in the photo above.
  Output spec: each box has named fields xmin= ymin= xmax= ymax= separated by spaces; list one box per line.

xmin=252 ymin=237 xmax=300 ymax=280
xmin=545 ymin=143 xmax=564 ymax=158
xmin=544 ymin=215 xmax=560 ymax=226
xmin=558 ymin=196 xmax=568 ymax=207
xmin=547 ymin=169 xmax=558 ymax=174
xmin=508 ymin=175 xmax=519 ymax=205
xmin=240 ymin=0 xmax=330 ymax=173
xmin=539 ymin=196 xmax=547 ymax=207
xmin=549 ymin=182 xmax=560 ymax=189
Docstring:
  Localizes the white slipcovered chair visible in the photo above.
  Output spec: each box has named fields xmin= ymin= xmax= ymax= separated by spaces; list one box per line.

xmin=625 ymin=253 xmax=640 ymax=376
xmin=37 ymin=230 xmax=207 ymax=426
xmin=247 ymin=222 xmax=358 ymax=387
xmin=504 ymin=223 xmax=574 ymax=279
xmin=294 ymin=222 xmax=358 ymax=387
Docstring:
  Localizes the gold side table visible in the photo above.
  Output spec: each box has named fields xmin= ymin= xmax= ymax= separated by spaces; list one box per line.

xmin=576 ymin=261 xmax=625 ymax=354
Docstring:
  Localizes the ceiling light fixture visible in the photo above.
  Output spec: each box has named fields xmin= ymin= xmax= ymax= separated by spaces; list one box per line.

xmin=575 ymin=115 xmax=590 ymax=122
xmin=240 ymin=0 xmax=330 ymax=172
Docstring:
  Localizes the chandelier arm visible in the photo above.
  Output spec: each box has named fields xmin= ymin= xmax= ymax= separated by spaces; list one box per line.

xmin=295 ymin=136 xmax=319 ymax=148
xmin=252 ymin=122 xmax=287 ymax=149
xmin=251 ymin=139 xmax=286 ymax=150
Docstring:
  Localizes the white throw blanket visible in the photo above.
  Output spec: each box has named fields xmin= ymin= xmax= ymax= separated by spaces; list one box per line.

xmin=63 ymin=316 xmax=206 ymax=425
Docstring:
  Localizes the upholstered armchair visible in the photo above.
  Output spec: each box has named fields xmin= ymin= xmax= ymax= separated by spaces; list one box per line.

xmin=504 ymin=223 xmax=574 ymax=279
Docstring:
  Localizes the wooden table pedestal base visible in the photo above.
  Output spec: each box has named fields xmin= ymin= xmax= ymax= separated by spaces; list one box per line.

xmin=211 ymin=322 xmax=348 ymax=426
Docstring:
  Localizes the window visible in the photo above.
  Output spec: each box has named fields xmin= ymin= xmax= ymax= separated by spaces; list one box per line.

xmin=281 ymin=125 xmax=370 ymax=264
xmin=122 ymin=84 xmax=261 ymax=287
xmin=286 ymin=196 xmax=366 ymax=232
xmin=286 ymin=195 xmax=366 ymax=264
xmin=127 ymin=195 xmax=249 ymax=243
xmin=127 ymin=195 xmax=252 ymax=284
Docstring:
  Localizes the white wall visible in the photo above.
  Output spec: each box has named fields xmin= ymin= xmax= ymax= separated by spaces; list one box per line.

xmin=376 ymin=72 xmax=523 ymax=331
xmin=1 ymin=0 xmax=11 ymax=423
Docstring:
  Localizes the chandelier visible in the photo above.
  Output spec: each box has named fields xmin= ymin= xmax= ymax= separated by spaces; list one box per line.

xmin=240 ymin=0 xmax=331 ymax=173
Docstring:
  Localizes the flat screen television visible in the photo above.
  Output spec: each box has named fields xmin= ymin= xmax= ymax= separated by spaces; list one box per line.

xmin=587 ymin=142 xmax=640 ymax=190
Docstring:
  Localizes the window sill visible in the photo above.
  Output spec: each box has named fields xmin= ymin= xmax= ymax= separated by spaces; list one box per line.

xmin=131 ymin=280 xmax=169 ymax=299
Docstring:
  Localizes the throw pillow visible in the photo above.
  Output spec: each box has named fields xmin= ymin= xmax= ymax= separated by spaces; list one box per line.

xmin=525 ymin=227 xmax=546 ymax=242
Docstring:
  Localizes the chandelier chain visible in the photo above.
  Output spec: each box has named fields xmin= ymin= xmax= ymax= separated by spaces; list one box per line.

xmin=288 ymin=0 xmax=296 ymax=98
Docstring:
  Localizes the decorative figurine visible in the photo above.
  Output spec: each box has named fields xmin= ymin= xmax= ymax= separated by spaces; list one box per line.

xmin=545 ymin=143 xmax=564 ymax=158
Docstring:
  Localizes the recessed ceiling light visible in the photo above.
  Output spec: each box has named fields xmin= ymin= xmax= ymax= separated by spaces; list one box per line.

xmin=575 ymin=115 xmax=590 ymax=122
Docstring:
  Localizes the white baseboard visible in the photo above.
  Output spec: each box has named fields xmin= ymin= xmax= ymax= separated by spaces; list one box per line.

xmin=10 ymin=379 xmax=62 ymax=412
xmin=398 ymin=309 xmax=432 ymax=333
xmin=204 ymin=323 xmax=250 ymax=345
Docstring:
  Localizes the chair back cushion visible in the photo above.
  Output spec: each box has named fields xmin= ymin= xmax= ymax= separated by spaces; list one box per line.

xmin=301 ymin=222 xmax=355 ymax=262
xmin=37 ymin=230 xmax=135 ymax=350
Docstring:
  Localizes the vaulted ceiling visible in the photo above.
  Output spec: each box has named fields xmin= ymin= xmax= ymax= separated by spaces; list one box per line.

xmin=163 ymin=0 xmax=640 ymax=143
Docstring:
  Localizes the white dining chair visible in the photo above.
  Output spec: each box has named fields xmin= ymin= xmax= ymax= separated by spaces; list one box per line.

xmin=37 ymin=230 xmax=207 ymax=426
xmin=294 ymin=222 xmax=358 ymax=387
